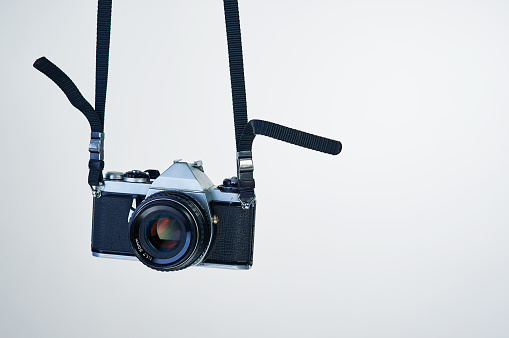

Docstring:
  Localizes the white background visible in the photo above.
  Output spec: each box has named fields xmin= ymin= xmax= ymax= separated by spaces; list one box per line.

xmin=1 ymin=0 xmax=509 ymax=337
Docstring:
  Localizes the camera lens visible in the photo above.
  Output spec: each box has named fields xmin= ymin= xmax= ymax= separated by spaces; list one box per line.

xmin=128 ymin=192 xmax=210 ymax=271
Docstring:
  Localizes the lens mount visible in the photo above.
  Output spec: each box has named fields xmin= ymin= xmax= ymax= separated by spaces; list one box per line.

xmin=128 ymin=191 xmax=210 ymax=271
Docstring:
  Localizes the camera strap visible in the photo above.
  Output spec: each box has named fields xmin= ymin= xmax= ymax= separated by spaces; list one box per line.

xmin=33 ymin=0 xmax=342 ymax=205
xmin=33 ymin=0 xmax=112 ymax=197
xmin=223 ymin=0 xmax=342 ymax=208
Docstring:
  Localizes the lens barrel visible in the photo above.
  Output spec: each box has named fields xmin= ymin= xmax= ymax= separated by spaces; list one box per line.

xmin=128 ymin=192 xmax=210 ymax=271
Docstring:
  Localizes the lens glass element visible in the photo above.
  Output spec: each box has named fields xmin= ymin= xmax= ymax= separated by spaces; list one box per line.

xmin=145 ymin=214 xmax=185 ymax=254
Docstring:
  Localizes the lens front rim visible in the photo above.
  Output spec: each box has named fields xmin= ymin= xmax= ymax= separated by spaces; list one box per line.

xmin=128 ymin=192 xmax=210 ymax=271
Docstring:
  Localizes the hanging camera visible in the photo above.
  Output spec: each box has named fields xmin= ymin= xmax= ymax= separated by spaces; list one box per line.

xmin=33 ymin=0 xmax=342 ymax=271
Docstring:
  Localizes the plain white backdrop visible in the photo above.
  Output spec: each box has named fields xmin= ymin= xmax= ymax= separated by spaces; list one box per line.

xmin=1 ymin=0 xmax=509 ymax=337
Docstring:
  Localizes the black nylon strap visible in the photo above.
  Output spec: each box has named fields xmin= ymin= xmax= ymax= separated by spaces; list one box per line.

xmin=89 ymin=159 xmax=105 ymax=186
xmin=95 ymin=0 xmax=112 ymax=124
xmin=239 ymin=119 xmax=342 ymax=155
xmin=33 ymin=57 xmax=103 ymax=132
xmin=223 ymin=0 xmax=248 ymax=150
xmin=33 ymin=0 xmax=112 ymax=189
xmin=238 ymin=180 xmax=255 ymax=201
xmin=223 ymin=0 xmax=342 ymax=205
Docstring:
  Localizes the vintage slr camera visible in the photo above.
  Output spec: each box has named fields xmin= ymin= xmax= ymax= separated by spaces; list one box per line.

xmin=34 ymin=0 xmax=341 ymax=272
xmin=92 ymin=161 xmax=256 ymax=271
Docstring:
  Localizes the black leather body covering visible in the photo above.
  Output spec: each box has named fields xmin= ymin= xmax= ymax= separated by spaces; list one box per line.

xmin=203 ymin=202 xmax=256 ymax=266
xmin=91 ymin=193 xmax=135 ymax=256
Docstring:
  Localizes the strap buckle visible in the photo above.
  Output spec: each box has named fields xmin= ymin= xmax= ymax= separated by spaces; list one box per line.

xmin=89 ymin=132 xmax=105 ymax=160
xmin=89 ymin=132 xmax=105 ymax=198
xmin=237 ymin=151 xmax=254 ymax=176
xmin=237 ymin=151 xmax=256 ymax=209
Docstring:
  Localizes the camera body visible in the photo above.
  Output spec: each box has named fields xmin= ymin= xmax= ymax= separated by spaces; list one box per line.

xmin=91 ymin=159 xmax=256 ymax=271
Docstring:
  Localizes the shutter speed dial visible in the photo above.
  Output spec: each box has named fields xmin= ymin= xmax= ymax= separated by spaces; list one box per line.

xmin=124 ymin=170 xmax=150 ymax=183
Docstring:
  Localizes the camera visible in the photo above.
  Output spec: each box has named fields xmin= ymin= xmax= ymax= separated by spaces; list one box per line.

xmin=92 ymin=160 xmax=256 ymax=271
xmin=35 ymin=0 xmax=342 ymax=272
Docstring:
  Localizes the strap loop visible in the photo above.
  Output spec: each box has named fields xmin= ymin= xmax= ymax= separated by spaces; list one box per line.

xmin=88 ymin=159 xmax=104 ymax=197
